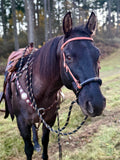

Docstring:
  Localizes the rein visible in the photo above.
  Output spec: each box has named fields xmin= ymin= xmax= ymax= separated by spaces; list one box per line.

xmin=15 ymin=38 xmax=101 ymax=159
xmin=17 ymin=79 xmax=88 ymax=135
xmin=15 ymin=44 xmax=87 ymax=134
xmin=15 ymin=38 xmax=102 ymax=135
xmin=61 ymin=37 xmax=102 ymax=93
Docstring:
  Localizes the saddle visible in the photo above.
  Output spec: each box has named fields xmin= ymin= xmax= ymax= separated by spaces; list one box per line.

xmin=6 ymin=43 xmax=37 ymax=73
xmin=0 ymin=43 xmax=37 ymax=120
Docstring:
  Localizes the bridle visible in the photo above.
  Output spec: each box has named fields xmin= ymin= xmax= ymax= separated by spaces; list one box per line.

xmin=61 ymin=37 xmax=102 ymax=94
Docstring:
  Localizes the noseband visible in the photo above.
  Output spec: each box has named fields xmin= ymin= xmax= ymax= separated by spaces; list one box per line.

xmin=61 ymin=37 xmax=102 ymax=94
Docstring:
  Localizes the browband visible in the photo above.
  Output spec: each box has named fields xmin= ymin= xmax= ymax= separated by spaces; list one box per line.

xmin=61 ymin=37 xmax=93 ymax=50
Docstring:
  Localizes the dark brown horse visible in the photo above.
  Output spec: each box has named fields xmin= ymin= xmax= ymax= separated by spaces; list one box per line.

xmin=1 ymin=12 xmax=106 ymax=160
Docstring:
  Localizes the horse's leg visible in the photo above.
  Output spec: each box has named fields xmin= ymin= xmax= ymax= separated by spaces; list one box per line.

xmin=42 ymin=125 xmax=50 ymax=160
xmin=42 ymin=115 xmax=56 ymax=160
xmin=32 ymin=124 xmax=41 ymax=152
xmin=17 ymin=116 xmax=34 ymax=160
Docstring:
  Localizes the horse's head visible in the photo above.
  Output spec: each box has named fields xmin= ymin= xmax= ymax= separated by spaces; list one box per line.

xmin=59 ymin=12 xmax=106 ymax=117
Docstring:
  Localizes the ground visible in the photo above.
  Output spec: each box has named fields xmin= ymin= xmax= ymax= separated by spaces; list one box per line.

xmin=0 ymin=47 xmax=120 ymax=160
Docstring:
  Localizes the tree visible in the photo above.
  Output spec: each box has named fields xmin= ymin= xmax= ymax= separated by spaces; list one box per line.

xmin=11 ymin=0 xmax=19 ymax=50
xmin=116 ymin=0 xmax=120 ymax=34
xmin=25 ymin=0 xmax=35 ymax=44
xmin=48 ymin=0 xmax=52 ymax=39
xmin=1 ymin=0 xmax=7 ymax=41
xmin=44 ymin=0 xmax=48 ymax=42
xmin=0 ymin=0 xmax=120 ymax=59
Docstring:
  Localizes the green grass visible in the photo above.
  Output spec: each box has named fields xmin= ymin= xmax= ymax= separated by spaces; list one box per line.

xmin=100 ymin=50 xmax=120 ymax=111
xmin=60 ymin=49 xmax=120 ymax=160
xmin=63 ymin=125 xmax=120 ymax=160
xmin=0 ymin=49 xmax=120 ymax=160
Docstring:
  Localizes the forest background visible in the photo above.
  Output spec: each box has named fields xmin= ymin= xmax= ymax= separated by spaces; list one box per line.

xmin=0 ymin=0 xmax=120 ymax=63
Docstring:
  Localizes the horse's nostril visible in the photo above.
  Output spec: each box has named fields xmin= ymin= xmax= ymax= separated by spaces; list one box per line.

xmin=103 ymin=97 xmax=106 ymax=103
xmin=103 ymin=97 xmax=106 ymax=108
xmin=86 ymin=101 xmax=94 ymax=114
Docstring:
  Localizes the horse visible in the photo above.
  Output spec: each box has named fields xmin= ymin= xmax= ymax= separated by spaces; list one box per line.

xmin=1 ymin=12 xmax=106 ymax=160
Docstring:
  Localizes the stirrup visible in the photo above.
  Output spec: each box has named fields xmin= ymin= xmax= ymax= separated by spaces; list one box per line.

xmin=0 ymin=92 xmax=4 ymax=103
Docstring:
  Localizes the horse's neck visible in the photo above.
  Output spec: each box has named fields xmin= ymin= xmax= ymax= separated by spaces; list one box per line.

xmin=32 ymin=50 xmax=63 ymax=103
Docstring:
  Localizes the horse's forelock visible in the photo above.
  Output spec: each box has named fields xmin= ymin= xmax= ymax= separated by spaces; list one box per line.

xmin=72 ymin=25 xmax=91 ymax=37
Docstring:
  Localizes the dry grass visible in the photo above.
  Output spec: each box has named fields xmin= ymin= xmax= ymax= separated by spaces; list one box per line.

xmin=0 ymin=49 xmax=120 ymax=160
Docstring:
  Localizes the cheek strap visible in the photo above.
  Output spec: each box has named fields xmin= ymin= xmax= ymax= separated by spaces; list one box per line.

xmin=62 ymin=52 xmax=82 ymax=89
xmin=61 ymin=37 xmax=102 ymax=92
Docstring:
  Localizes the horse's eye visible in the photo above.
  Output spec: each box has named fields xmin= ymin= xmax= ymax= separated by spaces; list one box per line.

xmin=66 ymin=55 xmax=71 ymax=60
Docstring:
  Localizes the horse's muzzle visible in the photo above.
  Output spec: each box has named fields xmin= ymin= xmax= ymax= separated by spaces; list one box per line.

xmin=85 ymin=97 xmax=106 ymax=117
xmin=77 ymin=87 xmax=106 ymax=117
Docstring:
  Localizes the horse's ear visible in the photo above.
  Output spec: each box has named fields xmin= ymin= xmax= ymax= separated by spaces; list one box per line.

xmin=85 ymin=12 xmax=97 ymax=35
xmin=63 ymin=12 xmax=72 ymax=37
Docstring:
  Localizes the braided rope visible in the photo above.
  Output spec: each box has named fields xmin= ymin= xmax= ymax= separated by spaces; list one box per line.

xmin=57 ymin=100 xmax=76 ymax=132
xmin=15 ymin=45 xmax=30 ymax=95
xmin=25 ymin=49 xmax=37 ymax=108
xmin=57 ymin=110 xmax=62 ymax=160
xmin=17 ymin=45 xmax=29 ymax=74
xmin=38 ymin=108 xmax=88 ymax=135
xmin=16 ymin=44 xmax=88 ymax=136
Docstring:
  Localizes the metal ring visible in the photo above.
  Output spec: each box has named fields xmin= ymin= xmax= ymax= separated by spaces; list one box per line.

xmin=37 ymin=108 xmax=45 ymax=116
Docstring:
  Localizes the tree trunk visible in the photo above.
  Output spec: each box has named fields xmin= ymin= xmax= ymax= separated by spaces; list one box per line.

xmin=1 ymin=0 xmax=7 ymax=41
xmin=25 ymin=0 xmax=35 ymax=44
xmin=36 ymin=0 xmax=40 ymax=28
xmin=28 ymin=0 xmax=35 ymax=43
xmin=57 ymin=0 xmax=61 ymax=34
xmin=77 ymin=0 xmax=81 ymax=24
xmin=35 ymin=0 xmax=40 ymax=46
xmin=11 ymin=0 xmax=19 ymax=50
xmin=108 ymin=0 xmax=112 ymax=25
xmin=44 ymin=0 xmax=48 ymax=42
xmin=72 ymin=1 xmax=76 ymax=26
xmin=107 ymin=0 xmax=112 ymax=37
xmin=65 ymin=0 xmax=68 ymax=13
xmin=48 ymin=0 xmax=52 ymax=39
xmin=117 ymin=0 xmax=120 ymax=34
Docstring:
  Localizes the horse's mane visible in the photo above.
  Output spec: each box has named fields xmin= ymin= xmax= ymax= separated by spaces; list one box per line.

xmin=33 ymin=36 xmax=63 ymax=81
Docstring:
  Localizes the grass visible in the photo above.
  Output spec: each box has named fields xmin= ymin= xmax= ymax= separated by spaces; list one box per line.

xmin=63 ymin=125 xmax=120 ymax=160
xmin=0 ymin=48 xmax=120 ymax=160
xmin=60 ymin=49 xmax=120 ymax=160
xmin=100 ymin=50 xmax=120 ymax=111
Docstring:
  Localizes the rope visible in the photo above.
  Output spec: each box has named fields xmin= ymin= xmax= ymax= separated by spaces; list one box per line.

xmin=15 ymin=45 xmax=29 ymax=94
xmin=37 ymin=102 xmax=88 ymax=136
xmin=57 ymin=110 xmax=62 ymax=160
xmin=15 ymin=43 xmax=88 ymax=160
xmin=16 ymin=44 xmax=88 ymax=136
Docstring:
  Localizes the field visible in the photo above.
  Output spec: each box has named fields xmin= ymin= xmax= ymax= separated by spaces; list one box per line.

xmin=0 ymin=48 xmax=120 ymax=160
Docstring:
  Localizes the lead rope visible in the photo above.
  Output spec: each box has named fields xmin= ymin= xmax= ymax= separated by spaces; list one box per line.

xmin=56 ymin=100 xmax=88 ymax=160
xmin=16 ymin=44 xmax=88 ymax=135
xmin=16 ymin=44 xmax=88 ymax=159
xmin=57 ymin=109 xmax=62 ymax=160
